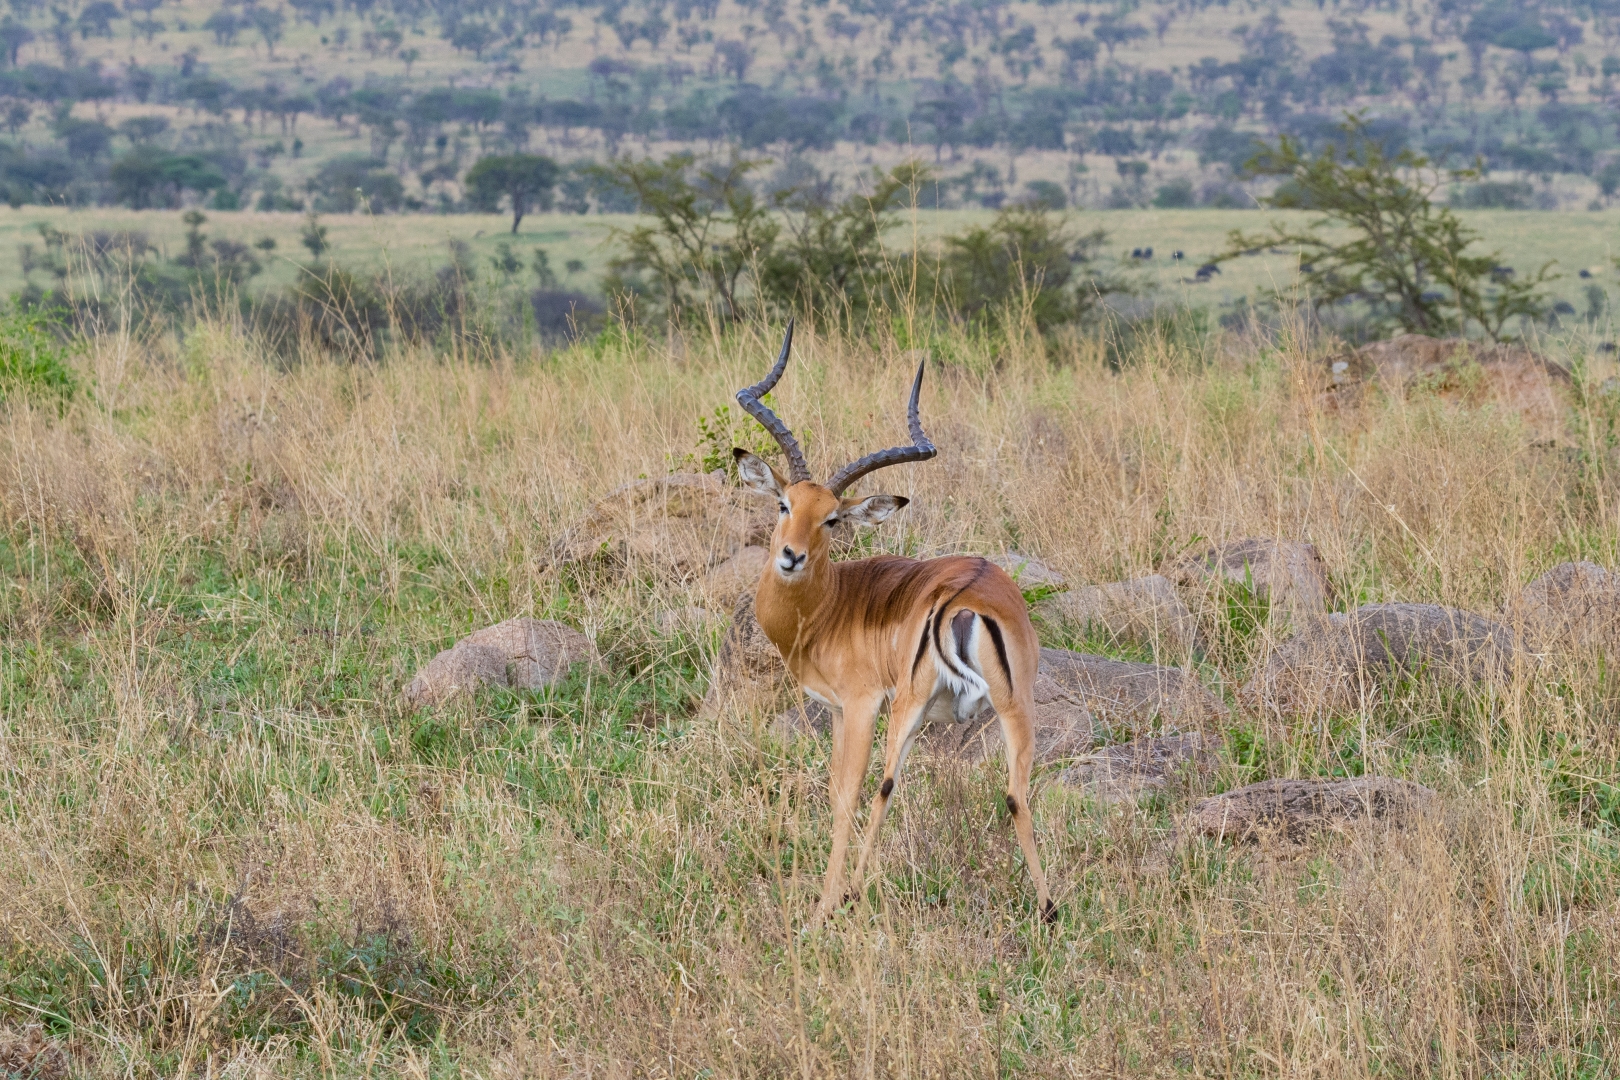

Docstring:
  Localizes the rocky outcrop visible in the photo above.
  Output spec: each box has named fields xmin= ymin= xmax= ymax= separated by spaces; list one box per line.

xmin=1044 ymin=574 xmax=1202 ymax=656
xmin=1242 ymin=603 xmax=1517 ymax=718
xmin=547 ymin=471 xmax=773 ymax=582
xmin=1169 ymin=538 xmax=1334 ymax=625
xmin=986 ymin=552 xmax=1069 ymax=593
xmin=1187 ymin=776 xmax=1437 ymax=842
xmin=1039 ymin=648 xmax=1228 ymax=736
xmin=404 ymin=618 xmax=595 ymax=707
xmin=1060 ymin=732 xmax=1219 ymax=804
xmin=1505 ymin=561 xmax=1620 ymax=657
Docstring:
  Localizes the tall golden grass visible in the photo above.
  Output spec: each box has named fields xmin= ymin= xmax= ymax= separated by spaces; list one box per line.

xmin=1 ymin=310 xmax=1618 ymax=1077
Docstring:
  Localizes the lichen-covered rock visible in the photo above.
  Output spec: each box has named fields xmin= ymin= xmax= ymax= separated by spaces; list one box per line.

xmin=404 ymin=618 xmax=596 ymax=706
xmin=701 ymin=591 xmax=792 ymax=718
xmin=1044 ymin=575 xmax=1202 ymax=656
xmin=1187 ymin=776 xmax=1437 ymax=842
xmin=1038 ymin=647 xmax=1228 ymax=736
xmin=547 ymin=471 xmax=774 ymax=582
xmin=1505 ymin=561 xmax=1620 ymax=657
xmin=1059 ymin=732 xmax=1219 ymax=804
xmin=1242 ymin=603 xmax=1516 ymax=718
xmin=1170 ymin=538 xmax=1333 ymax=624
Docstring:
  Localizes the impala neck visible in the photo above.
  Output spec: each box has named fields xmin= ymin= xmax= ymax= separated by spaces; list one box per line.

xmin=754 ymin=554 xmax=836 ymax=663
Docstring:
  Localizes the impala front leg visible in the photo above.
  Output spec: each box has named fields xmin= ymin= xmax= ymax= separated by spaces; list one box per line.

xmin=814 ymin=693 xmax=881 ymax=925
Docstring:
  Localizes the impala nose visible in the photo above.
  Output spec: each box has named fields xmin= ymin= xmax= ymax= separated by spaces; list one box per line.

xmin=778 ymin=545 xmax=806 ymax=574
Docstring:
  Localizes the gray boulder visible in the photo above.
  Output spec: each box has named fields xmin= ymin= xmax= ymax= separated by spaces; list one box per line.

xmin=1060 ymin=732 xmax=1220 ymax=804
xmin=1187 ymin=776 xmax=1437 ymax=842
xmin=404 ymin=618 xmax=595 ymax=706
xmin=1505 ymin=561 xmax=1620 ymax=657
xmin=1039 ymin=647 xmax=1228 ymax=736
xmin=1242 ymin=603 xmax=1517 ymax=718
xmin=1043 ymin=574 xmax=1202 ymax=656
xmin=1170 ymin=538 xmax=1333 ymax=625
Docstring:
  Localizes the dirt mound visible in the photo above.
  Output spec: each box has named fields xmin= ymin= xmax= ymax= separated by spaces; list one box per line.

xmin=1043 ymin=574 xmax=1202 ymax=656
xmin=547 ymin=471 xmax=774 ymax=582
xmin=1242 ymin=603 xmax=1516 ymax=718
xmin=701 ymin=545 xmax=769 ymax=608
xmin=1322 ymin=334 xmax=1570 ymax=441
xmin=404 ymin=618 xmax=596 ymax=707
xmin=1060 ymin=732 xmax=1219 ymax=804
xmin=1039 ymin=647 xmax=1228 ymax=736
xmin=1169 ymin=538 xmax=1333 ymax=625
xmin=1505 ymin=561 xmax=1620 ymax=657
xmin=1187 ymin=776 xmax=1437 ymax=842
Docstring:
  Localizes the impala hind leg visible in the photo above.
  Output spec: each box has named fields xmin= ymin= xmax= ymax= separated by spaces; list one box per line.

xmin=814 ymin=694 xmax=881 ymax=925
xmin=993 ymin=697 xmax=1056 ymax=923
xmin=852 ymin=688 xmax=932 ymax=889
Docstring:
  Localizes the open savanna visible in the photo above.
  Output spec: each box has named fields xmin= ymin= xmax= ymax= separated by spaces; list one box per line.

xmin=4 ymin=308 xmax=1620 ymax=1077
xmin=6 ymin=204 xmax=1620 ymax=317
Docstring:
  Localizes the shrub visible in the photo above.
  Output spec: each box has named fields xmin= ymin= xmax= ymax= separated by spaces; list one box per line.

xmin=1152 ymin=177 xmax=1197 ymax=208
xmin=0 ymin=310 xmax=74 ymax=402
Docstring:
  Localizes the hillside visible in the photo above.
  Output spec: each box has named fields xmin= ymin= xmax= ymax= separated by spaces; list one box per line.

xmin=0 ymin=0 xmax=1612 ymax=219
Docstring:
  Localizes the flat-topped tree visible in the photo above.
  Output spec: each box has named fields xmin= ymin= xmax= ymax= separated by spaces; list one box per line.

xmin=464 ymin=154 xmax=561 ymax=235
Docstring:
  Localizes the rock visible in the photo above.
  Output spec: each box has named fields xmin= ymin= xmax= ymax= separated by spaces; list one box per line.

xmin=925 ymin=671 xmax=1095 ymax=764
xmin=547 ymin=471 xmax=774 ymax=582
xmin=701 ymin=591 xmax=791 ymax=718
xmin=1169 ymin=538 xmax=1333 ymax=624
xmin=986 ymin=552 xmax=1068 ymax=593
xmin=1243 ymin=603 xmax=1517 ymax=718
xmin=1186 ymin=776 xmax=1437 ymax=842
xmin=404 ymin=618 xmax=595 ymax=706
xmin=1043 ymin=575 xmax=1202 ymax=656
xmin=1505 ymin=561 xmax=1620 ymax=656
xmin=702 ymin=545 xmax=768 ymax=607
xmin=771 ymin=672 xmax=1095 ymax=766
xmin=1322 ymin=334 xmax=1570 ymax=442
xmin=1060 ymin=732 xmax=1220 ymax=804
xmin=1039 ymin=647 xmax=1229 ymax=736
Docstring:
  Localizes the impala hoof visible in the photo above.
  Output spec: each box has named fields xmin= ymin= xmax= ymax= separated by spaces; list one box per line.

xmin=1040 ymin=899 xmax=1057 ymax=925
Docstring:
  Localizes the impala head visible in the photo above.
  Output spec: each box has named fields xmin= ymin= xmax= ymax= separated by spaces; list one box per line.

xmin=732 ymin=321 xmax=935 ymax=581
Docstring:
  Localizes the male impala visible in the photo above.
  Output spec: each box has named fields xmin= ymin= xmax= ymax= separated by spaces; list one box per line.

xmin=732 ymin=323 xmax=1055 ymax=925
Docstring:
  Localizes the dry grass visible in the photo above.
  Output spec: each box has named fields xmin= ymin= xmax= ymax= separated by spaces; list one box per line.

xmin=2 ymin=312 xmax=1620 ymax=1077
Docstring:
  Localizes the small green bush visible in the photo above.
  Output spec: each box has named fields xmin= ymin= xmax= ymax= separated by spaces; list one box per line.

xmin=0 ymin=312 xmax=75 ymax=402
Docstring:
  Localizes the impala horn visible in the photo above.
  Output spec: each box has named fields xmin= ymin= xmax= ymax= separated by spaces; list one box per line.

xmin=826 ymin=358 xmax=936 ymax=497
xmin=736 ymin=320 xmax=812 ymax=485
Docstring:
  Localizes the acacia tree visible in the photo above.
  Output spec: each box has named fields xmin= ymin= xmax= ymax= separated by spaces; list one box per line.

xmin=464 ymin=154 xmax=560 ymax=233
xmin=1219 ymin=116 xmax=1553 ymax=340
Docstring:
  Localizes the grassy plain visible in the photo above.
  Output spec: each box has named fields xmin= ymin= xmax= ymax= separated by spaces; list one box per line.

xmin=3 ymin=310 xmax=1620 ymax=1075
xmin=5 ymin=204 xmax=1619 ymax=318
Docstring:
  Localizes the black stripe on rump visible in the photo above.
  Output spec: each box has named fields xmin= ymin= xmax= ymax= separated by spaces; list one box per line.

xmin=982 ymin=616 xmax=1013 ymax=694
xmin=910 ymin=607 xmax=937 ymax=681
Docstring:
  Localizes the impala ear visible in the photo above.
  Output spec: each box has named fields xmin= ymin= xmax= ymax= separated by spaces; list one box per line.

xmin=841 ymin=494 xmax=908 ymax=527
xmin=733 ymin=448 xmax=785 ymax=497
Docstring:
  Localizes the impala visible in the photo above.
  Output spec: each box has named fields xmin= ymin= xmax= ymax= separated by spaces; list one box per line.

xmin=732 ymin=323 xmax=1055 ymax=925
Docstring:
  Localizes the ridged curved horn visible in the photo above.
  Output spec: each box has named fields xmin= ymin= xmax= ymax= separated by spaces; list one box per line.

xmin=735 ymin=321 xmax=811 ymax=485
xmin=826 ymin=358 xmax=936 ymax=497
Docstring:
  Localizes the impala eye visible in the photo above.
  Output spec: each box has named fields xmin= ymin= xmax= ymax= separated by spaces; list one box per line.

xmin=778 ymin=502 xmax=789 ymax=516
xmin=823 ymin=515 xmax=839 ymax=528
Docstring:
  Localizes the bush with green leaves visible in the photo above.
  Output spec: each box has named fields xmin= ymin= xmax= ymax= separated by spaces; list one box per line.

xmin=1219 ymin=115 xmax=1554 ymax=341
xmin=0 ymin=310 xmax=74 ymax=402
